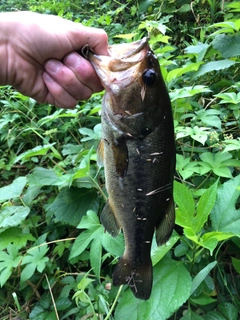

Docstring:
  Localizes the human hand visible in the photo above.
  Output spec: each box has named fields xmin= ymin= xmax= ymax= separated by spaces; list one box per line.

xmin=0 ymin=11 xmax=108 ymax=108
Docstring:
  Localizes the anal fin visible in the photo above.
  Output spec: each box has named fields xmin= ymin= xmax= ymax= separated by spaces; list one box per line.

xmin=156 ymin=196 xmax=175 ymax=246
xmin=100 ymin=199 xmax=121 ymax=237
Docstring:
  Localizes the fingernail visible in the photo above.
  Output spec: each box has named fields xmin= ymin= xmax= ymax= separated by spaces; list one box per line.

xmin=45 ymin=60 xmax=61 ymax=73
xmin=43 ymin=72 xmax=53 ymax=83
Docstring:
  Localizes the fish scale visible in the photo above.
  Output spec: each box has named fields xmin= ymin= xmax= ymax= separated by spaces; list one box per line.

xmin=86 ymin=37 xmax=176 ymax=300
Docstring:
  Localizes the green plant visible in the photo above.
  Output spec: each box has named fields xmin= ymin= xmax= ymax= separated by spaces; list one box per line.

xmin=0 ymin=1 xmax=240 ymax=319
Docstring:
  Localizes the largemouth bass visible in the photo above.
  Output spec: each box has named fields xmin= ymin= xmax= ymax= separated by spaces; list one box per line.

xmin=85 ymin=37 xmax=175 ymax=300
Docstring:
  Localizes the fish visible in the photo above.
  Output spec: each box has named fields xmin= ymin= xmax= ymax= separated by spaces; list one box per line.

xmin=84 ymin=37 xmax=175 ymax=300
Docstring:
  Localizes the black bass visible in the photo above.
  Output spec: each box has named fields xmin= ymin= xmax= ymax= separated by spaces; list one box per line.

xmin=86 ymin=37 xmax=175 ymax=300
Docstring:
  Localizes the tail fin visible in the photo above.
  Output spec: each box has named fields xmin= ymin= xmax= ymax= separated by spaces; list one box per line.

xmin=112 ymin=257 xmax=152 ymax=300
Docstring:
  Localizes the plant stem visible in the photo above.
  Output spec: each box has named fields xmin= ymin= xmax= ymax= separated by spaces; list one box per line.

xmin=104 ymin=285 xmax=123 ymax=320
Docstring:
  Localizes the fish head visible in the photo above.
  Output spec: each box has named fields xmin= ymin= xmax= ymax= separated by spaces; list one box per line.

xmin=88 ymin=37 xmax=171 ymax=137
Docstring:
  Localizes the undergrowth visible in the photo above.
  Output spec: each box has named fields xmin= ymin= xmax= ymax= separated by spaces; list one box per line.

xmin=0 ymin=0 xmax=239 ymax=319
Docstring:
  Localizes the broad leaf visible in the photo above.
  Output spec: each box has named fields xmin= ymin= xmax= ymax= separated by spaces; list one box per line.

xmin=90 ymin=238 xmax=102 ymax=280
xmin=27 ymin=167 xmax=59 ymax=186
xmin=201 ymin=231 xmax=234 ymax=254
xmin=45 ymin=187 xmax=98 ymax=226
xmin=151 ymin=230 xmax=179 ymax=266
xmin=192 ymin=59 xmax=236 ymax=79
xmin=69 ymin=228 xmax=102 ymax=260
xmin=212 ymin=34 xmax=240 ymax=58
xmin=0 ymin=227 xmax=35 ymax=250
xmin=219 ymin=302 xmax=239 ymax=320
xmin=102 ymin=231 xmax=124 ymax=257
xmin=194 ymin=180 xmax=218 ymax=234
xmin=174 ymin=181 xmax=195 ymax=229
xmin=181 ymin=310 xmax=204 ymax=320
xmin=0 ymin=206 xmax=30 ymax=228
xmin=115 ymin=257 xmax=192 ymax=320
xmin=231 ymin=257 xmax=240 ymax=274
xmin=191 ymin=261 xmax=217 ymax=294
xmin=21 ymin=245 xmax=49 ymax=282
xmin=0 ymin=176 xmax=27 ymax=202
xmin=210 ymin=175 xmax=240 ymax=234
xmin=0 ymin=244 xmax=22 ymax=287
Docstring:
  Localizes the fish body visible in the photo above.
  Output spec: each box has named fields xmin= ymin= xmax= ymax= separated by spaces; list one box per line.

xmin=88 ymin=38 xmax=175 ymax=300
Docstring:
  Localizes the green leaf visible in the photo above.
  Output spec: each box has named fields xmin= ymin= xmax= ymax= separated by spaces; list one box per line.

xmin=175 ymin=126 xmax=210 ymax=145
xmin=174 ymin=181 xmax=195 ymax=229
xmin=167 ymin=62 xmax=202 ymax=84
xmin=69 ymin=227 xmax=102 ymax=260
xmin=29 ymin=305 xmax=56 ymax=320
xmin=191 ymin=293 xmax=216 ymax=306
xmin=184 ymin=42 xmax=209 ymax=62
xmin=0 ymin=244 xmax=22 ymax=287
xmin=176 ymin=154 xmax=200 ymax=180
xmin=21 ymin=245 xmax=49 ymax=282
xmin=13 ymin=143 xmax=61 ymax=164
xmin=210 ymin=175 xmax=240 ymax=234
xmin=102 ymin=231 xmax=124 ymax=257
xmin=200 ymin=231 xmax=234 ymax=254
xmin=0 ymin=206 xmax=30 ymax=228
xmin=219 ymin=302 xmax=238 ymax=320
xmin=191 ymin=261 xmax=217 ymax=295
xmin=22 ymin=185 xmax=42 ymax=206
xmin=77 ymin=274 xmax=94 ymax=291
xmin=203 ymin=311 xmax=227 ymax=320
xmin=194 ymin=180 xmax=218 ymax=234
xmin=27 ymin=167 xmax=59 ymax=186
xmin=45 ymin=187 xmax=98 ymax=227
xmin=54 ymin=297 xmax=72 ymax=311
xmin=170 ymin=85 xmax=211 ymax=101
xmin=199 ymin=152 xmax=239 ymax=178
xmin=0 ymin=176 xmax=27 ymax=202
xmin=181 ymin=309 xmax=204 ymax=320
xmin=151 ymin=231 xmax=180 ymax=266
xmin=212 ymin=34 xmax=240 ymax=58
xmin=192 ymin=59 xmax=236 ymax=79
xmin=90 ymin=238 xmax=102 ymax=280
xmin=114 ymin=33 xmax=138 ymax=40
xmin=215 ymin=92 xmax=240 ymax=104
xmin=77 ymin=209 xmax=100 ymax=229
xmin=0 ymin=227 xmax=35 ymax=250
xmin=231 ymin=257 xmax=240 ymax=274
xmin=115 ymin=257 xmax=192 ymax=320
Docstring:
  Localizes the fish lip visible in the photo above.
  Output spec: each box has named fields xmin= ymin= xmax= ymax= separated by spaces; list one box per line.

xmin=88 ymin=37 xmax=150 ymax=67
xmin=88 ymin=37 xmax=151 ymax=87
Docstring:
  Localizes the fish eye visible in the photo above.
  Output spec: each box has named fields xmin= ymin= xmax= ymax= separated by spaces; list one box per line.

xmin=142 ymin=69 xmax=157 ymax=86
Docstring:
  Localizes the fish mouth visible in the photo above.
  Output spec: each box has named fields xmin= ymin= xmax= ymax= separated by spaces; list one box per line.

xmin=85 ymin=37 xmax=150 ymax=87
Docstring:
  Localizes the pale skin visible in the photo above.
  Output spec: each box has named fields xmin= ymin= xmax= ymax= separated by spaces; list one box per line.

xmin=0 ymin=11 xmax=108 ymax=108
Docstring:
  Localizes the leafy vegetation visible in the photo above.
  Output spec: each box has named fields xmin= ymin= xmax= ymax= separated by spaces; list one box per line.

xmin=0 ymin=0 xmax=240 ymax=319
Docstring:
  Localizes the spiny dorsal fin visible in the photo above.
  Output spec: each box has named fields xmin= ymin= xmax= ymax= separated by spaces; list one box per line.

xmin=156 ymin=196 xmax=175 ymax=246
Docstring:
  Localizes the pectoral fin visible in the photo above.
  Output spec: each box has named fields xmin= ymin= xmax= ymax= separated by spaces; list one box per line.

xmin=156 ymin=196 xmax=175 ymax=246
xmin=100 ymin=199 xmax=121 ymax=237
xmin=97 ymin=139 xmax=104 ymax=167
xmin=112 ymin=136 xmax=128 ymax=178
